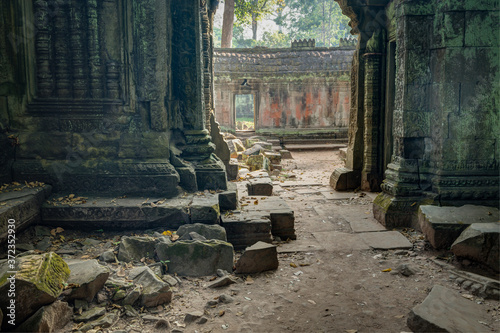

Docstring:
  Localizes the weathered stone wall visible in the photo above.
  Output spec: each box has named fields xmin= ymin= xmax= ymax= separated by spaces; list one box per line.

xmin=333 ymin=0 xmax=499 ymax=228
xmin=214 ymin=47 xmax=355 ymax=133
xmin=0 ymin=0 xmax=225 ymax=196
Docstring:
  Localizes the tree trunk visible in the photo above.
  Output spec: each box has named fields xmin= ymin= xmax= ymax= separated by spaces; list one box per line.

xmin=252 ymin=13 xmax=258 ymax=40
xmin=221 ymin=0 xmax=235 ymax=48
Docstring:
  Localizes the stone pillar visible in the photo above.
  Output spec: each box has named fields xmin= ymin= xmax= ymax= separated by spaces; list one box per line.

xmin=54 ymin=0 xmax=71 ymax=98
xmin=34 ymin=0 xmax=53 ymax=97
xmin=361 ymin=31 xmax=383 ymax=192
xmin=70 ymin=3 xmax=87 ymax=99
xmin=87 ymin=0 xmax=103 ymax=98
xmin=171 ymin=0 xmax=227 ymax=191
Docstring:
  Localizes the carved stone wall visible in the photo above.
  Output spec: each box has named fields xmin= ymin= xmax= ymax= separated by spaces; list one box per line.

xmin=333 ymin=0 xmax=499 ymax=228
xmin=214 ymin=47 xmax=354 ymax=133
xmin=0 ymin=0 xmax=224 ymax=195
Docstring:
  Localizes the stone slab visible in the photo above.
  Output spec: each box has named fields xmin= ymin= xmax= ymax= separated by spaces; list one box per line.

xmin=418 ymin=205 xmax=499 ymax=249
xmin=358 ymin=231 xmax=412 ymax=250
xmin=335 ymin=205 xmax=386 ymax=233
xmin=280 ymin=181 xmax=323 ymax=187
xmin=218 ymin=182 xmax=238 ymax=211
xmin=41 ymin=196 xmax=191 ymax=230
xmin=408 ymin=285 xmax=491 ymax=333
xmin=277 ymin=239 xmax=325 ymax=253
xmin=0 ymin=185 xmax=52 ymax=246
xmin=312 ymin=231 xmax=371 ymax=252
xmin=295 ymin=188 xmax=321 ymax=195
xmin=235 ymin=241 xmax=279 ymax=274
xmin=320 ymin=191 xmax=356 ymax=200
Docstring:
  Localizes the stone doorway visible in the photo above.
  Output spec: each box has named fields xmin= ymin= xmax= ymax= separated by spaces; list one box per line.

xmin=234 ymin=93 xmax=255 ymax=132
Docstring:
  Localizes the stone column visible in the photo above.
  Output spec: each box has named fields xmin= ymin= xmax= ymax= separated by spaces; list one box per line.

xmin=70 ymin=3 xmax=87 ymax=99
xmin=170 ymin=0 xmax=226 ymax=191
xmin=361 ymin=50 xmax=382 ymax=191
xmin=87 ymin=0 xmax=103 ymax=98
xmin=54 ymin=0 xmax=71 ymax=98
xmin=34 ymin=0 xmax=53 ymax=97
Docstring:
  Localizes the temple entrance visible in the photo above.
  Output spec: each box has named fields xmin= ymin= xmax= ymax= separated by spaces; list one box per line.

xmin=234 ymin=93 xmax=255 ymax=132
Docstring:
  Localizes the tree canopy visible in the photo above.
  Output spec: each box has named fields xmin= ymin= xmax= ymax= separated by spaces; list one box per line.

xmin=217 ymin=0 xmax=351 ymax=48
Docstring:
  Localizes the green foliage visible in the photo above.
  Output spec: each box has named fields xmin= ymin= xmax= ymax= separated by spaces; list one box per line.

xmin=234 ymin=0 xmax=285 ymax=26
xmin=214 ymin=26 xmax=222 ymax=48
xmin=274 ymin=0 xmax=350 ymax=47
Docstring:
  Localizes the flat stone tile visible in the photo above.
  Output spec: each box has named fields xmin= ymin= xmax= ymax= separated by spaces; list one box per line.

xmin=312 ymin=231 xmax=371 ymax=252
xmin=358 ymin=231 xmax=412 ymax=250
xmin=280 ymin=181 xmax=323 ymax=187
xmin=320 ymin=191 xmax=356 ymax=200
xmin=277 ymin=238 xmax=324 ymax=253
xmin=295 ymin=189 xmax=321 ymax=195
xmin=336 ymin=205 xmax=386 ymax=233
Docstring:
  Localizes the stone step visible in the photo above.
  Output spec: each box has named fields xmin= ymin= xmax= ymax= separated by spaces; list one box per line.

xmin=0 ymin=184 xmax=52 ymax=246
xmin=41 ymin=192 xmax=232 ymax=230
xmin=283 ymin=143 xmax=347 ymax=151
xmin=418 ymin=205 xmax=499 ymax=249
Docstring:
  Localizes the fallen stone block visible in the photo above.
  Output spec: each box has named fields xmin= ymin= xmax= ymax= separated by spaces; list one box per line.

xmin=221 ymin=213 xmax=273 ymax=250
xmin=0 ymin=252 xmax=70 ymax=331
xmin=235 ymin=241 xmax=279 ymax=274
xmin=190 ymin=195 xmax=221 ymax=224
xmin=184 ymin=311 xmax=204 ymax=324
xmin=226 ymin=159 xmax=239 ymax=181
xmin=64 ymin=259 xmax=110 ymax=302
xmin=177 ymin=223 xmax=227 ymax=241
xmin=206 ymin=275 xmax=237 ymax=288
xmin=241 ymin=197 xmax=296 ymax=240
xmin=247 ymin=177 xmax=273 ymax=196
xmin=246 ymin=154 xmax=266 ymax=171
xmin=242 ymin=144 xmax=264 ymax=158
xmin=418 ymin=205 xmax=499 ymax=249
xmin=80 ymin=311 xmax=118 ymax=332
xmin=407 ymin=285 xmax=491 ymax=332
xmin=74 ymin=306 xmax=107 ymax=323
xmin=264 ymin=151 xmax=281 ymax=164
xmin=451 ymin=222 xmax=500 ymax=272
xmin=254 ymin=141 xmax=273 ymax=150
xmin=270 ymin=210 xmax=296 ymax=240
xmin=130 ymin=267 xmax=172 ymax=307
xmin=156 ymin=240 xmax=234 ymax=276
xmin=218 ymin=183 xmax=237 ymax=211
xmin=279 ymin=149 xmax=292 ymax=159
xmin=232 ymin=139 xmax=246 ymax=152
xmin=15 ymin=300 xmax=72 ymax=333
xmin=248 ymin=170 xmax=269 ymax=178
xmin=117 ymin=236 xmax=157 ymax=262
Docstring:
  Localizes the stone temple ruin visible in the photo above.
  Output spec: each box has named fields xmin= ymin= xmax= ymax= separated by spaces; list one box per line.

xmin=0 ymin=0 xmax=499 ymax=332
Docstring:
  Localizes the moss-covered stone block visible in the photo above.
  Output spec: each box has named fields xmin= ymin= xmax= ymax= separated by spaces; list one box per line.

xmin=465 ymin=11 xmax=499 ymax=47
xmin=16 ymin=132 xmax=73 ymax=160
xmin=0 ymin=253 xmax=70 ymax=330
xmin=402 ymin=111 xmax=431 ymax=137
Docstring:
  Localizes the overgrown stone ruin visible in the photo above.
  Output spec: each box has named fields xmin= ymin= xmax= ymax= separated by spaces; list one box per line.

xmin=0 ymin=0 xmax=499 ymax=332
